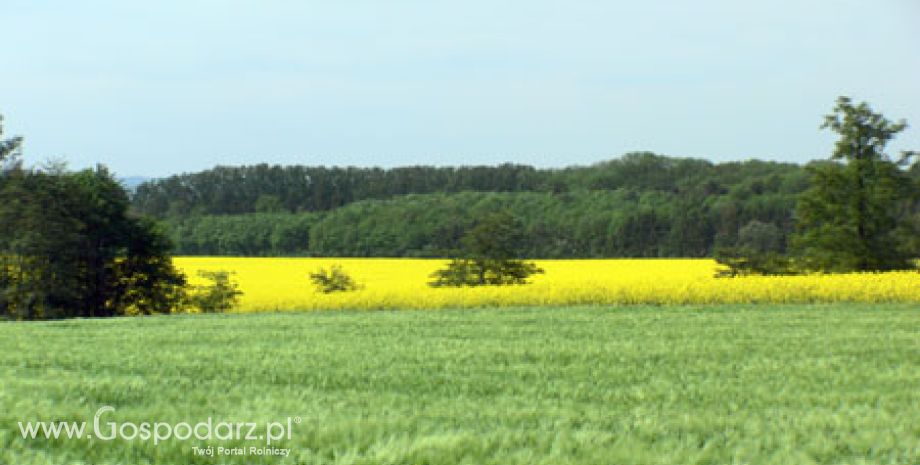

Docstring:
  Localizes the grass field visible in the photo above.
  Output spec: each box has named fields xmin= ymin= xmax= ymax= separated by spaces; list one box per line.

xmin=2 ymin=304 xmax=919 ymax=464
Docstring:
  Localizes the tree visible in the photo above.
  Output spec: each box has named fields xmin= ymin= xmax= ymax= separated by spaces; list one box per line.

xmin=712 ymin=220 xmax=790 ymax=277
xmin=309 ymin=265 xmax=359 ymax=293
xmin=738 ymin=220 xmax=783 ymax=253
xmin=0 ymin=163 xmax=187 ymax=319
xmin=109 ymin=217 xmax=188 ymax=315
xmin=186 ymin=270 xmax=243 ymax=313
xmin=254 ymin=194 xmax=285 ymax=213
xmin=429 ymin=211 xmax=544 ymax=286
xmin=0 ymin=171 xmax=84 ymax=318
xmin=791 ymin=97 xmax=918 ymax=272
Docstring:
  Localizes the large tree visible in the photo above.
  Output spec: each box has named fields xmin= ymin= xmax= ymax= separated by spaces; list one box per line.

xmin=791 ymin=97 xmax=918 ymax=272
xmin=0 ymin=167 xmax=188 ymax=319
xmin=0 ymin=116 xmax=186 ymax=319
xmin=430 ymin=210 xmax=543 ymax=286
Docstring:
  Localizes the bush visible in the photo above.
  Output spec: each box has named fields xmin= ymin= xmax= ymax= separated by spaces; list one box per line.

xmin=186 ymin=270 xmax=243 ymax=313
xmin=429 ymin=211 xmax=544 ymax=287
xmin=738 ymin=220 xmax=784 ymax=253
xmin=0 ymin=165 xmax=186 ymax=319
xmin=429 ymin=258 xmax=544 ymax=287
xmin=713 ymin=247 xmax=796 ymax=277
xmin=310 ymin=265 xmax=360 ymax=293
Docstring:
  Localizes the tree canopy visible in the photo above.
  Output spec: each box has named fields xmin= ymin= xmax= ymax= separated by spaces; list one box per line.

xmin=0 ymin=163 xmax=186 ymax=319
xmin=430 ymin=211 xmax=544 ymax=287
xmin=791 ymin=97 xmax=918 ymax=272
xmin=151 ymin=155 xmax=810 ymax=258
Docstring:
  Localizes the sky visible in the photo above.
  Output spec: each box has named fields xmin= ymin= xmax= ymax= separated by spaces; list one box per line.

xmin=2 ymin=0 xmax=919 ymax=178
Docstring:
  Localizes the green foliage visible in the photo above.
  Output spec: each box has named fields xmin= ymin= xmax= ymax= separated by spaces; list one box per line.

xmin=168 ymin=212 xmax=319 ymax=256
xmin=1 ymin=305 xmax=918 ymax=464
xmin=430 ymin=211 xmax=544 ymax=287
xmin=791 ymin=97 xmax=918 ymax=272
xmin=185 ymin=270 xmax=243 ymax=313
xmin=134 ymin=163 xmax=545 ymax=217
xmin=461 ymin=210 xmax=525 ymax=260
xmin=166 ymin=177 xmax=800 ymax=259
xmin=143 ymin=154 xmax=807 ymax=259
xmin=309 ymin=265 xmax=359 ymax=293
xmin=0 ymin=165 xmax=186 ymax=319
xmin=429 ymin=258 xmax=545 ymax=286
xmin=737 ymin=219 xmax=784 ymax=253
xmin=109 ymin=217 xmax=188 ymax=315
xmin=713 ymin=247 xmax=796 ymax=277
xmin=714 ymin=220 xmax=792 ymax=277
xmin=253 ymin=194 xmax=285 ymax=213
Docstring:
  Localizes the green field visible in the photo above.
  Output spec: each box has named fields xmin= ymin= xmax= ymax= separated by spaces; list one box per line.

xmin=1 ymin=305 xmax=919 ymax=464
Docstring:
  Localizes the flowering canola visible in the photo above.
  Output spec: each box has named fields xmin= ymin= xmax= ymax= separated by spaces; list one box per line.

xmin=175 ymin=257 xmax=920 ymax=311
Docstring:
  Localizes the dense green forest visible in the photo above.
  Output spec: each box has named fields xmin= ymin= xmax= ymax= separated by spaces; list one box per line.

xmin=134 ymin=152 xmax=839 ymax=258
xmin=134 ymin=153 xmax=807 ymax=216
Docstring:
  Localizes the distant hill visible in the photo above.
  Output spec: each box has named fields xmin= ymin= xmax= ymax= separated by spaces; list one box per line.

xmin=137 ymin=153 xmax=833 ymax=258
xmin=132 ymin=152 xmax=806 ymax=217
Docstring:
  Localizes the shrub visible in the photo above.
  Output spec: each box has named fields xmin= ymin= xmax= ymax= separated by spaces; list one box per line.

xmin=310 ymin=265 xmax=360 ymax=293
xmin=429 ymin=258 xmax=544 ymax=287
xmin=713 ymin=247 xmax=796 ymax=277
xmin=186 ymin=270 xmax=243 ymax=313
xmin=429 ymin=211 xmax=544 ymax=287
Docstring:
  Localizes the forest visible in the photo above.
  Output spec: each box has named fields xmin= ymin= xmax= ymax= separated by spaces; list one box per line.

xmin=131 ymin=152 xmax=829 ymax=257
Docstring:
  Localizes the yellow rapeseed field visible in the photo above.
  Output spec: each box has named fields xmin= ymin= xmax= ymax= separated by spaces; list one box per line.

xmin=174 ymin=258 xmax=920 ymax=311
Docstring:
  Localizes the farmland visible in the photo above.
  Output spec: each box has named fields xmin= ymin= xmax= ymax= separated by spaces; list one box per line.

xmin=176 ymin=257 xmax=920 ymax=311
xmin=2 ymin=304 xmax=918 ymax=464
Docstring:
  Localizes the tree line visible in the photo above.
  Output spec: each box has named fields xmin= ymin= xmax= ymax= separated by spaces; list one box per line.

xmin=146 ymin=99 xmax=920 ymax=264
xmin=165 ymin=188 xmax=802 ymax=258
xmin=132 ymin=153 xmax=807 ymax=218
xmin=148 ymin=154 xmax=815 ymax=258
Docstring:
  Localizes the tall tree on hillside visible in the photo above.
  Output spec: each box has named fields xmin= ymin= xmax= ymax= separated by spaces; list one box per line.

xmin=791 ymin=97 xmax=918 ymax=272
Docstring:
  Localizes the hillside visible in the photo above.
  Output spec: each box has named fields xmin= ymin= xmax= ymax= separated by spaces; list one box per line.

xmin=137 ymin=153 xmax=818 ymax=257
xmin=133 ymin=153 xmax=807 ymax=217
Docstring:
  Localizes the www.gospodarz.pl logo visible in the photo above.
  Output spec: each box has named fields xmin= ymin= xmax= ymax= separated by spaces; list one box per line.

xmin=18 ymin=406 xmax=301 ymax=451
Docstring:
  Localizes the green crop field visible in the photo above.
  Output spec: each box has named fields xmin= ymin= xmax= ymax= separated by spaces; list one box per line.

xmin=1 ymin=305 xmax=919 ymax=464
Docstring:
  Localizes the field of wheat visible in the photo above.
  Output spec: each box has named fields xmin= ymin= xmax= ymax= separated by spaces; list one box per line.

xmin=173 ymin=258 xmax=920 ymax=311
xmin=4 ymin=305 xmax=918 ymax=464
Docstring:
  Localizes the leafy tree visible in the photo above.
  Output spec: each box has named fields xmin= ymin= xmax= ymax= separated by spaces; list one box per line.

xmin=138 ymin=153 xmax=814 ymax=259
xmin=714 ymin=219 xmax=791 ymax=277
xmin=0 ymin=171 xmax=84 ymax=318
xmin=0 ymin=143 xmax=186 ymax=319
xmin=737 ymin=220 xmax=783 ymax=253
xmin=309 ymin=265 xmax=359 ymax=293
xmin=186 ymin=270 xmax=243 ymax=313
xmin=109 ymin=217 xmax=188 ymax=315
xmin=791 ymin=97 xmax=918 ymax=272
xmin=254 ymin=194 xmax=285 ymax=213
xmin=713 ymin=246 xmax=794 ymax=277
xmin=430 ymin=211 xmax=544 ymax=286
xmin=460 ymin=210 xmax=524 ymax=261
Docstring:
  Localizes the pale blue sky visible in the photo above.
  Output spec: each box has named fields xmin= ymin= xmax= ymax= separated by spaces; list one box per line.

xmin=3 ymin=0 xmax=919 ymax=177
